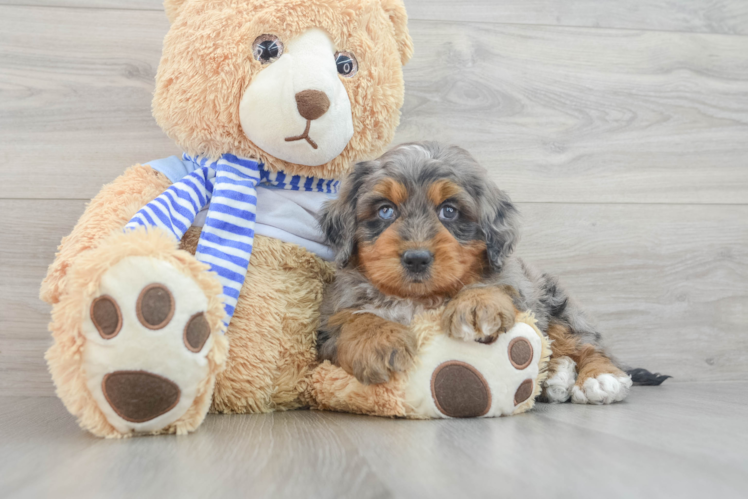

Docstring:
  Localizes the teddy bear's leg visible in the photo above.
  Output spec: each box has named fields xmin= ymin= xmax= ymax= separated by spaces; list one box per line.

xmin=41 ymin=164 xmax=173 ymax=306
xmin=46 ymin=226 xmax=228 ymax=438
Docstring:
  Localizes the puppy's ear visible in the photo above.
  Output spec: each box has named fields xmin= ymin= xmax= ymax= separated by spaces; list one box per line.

xmin=479 ymin=185 xmax=520 ymax=273
xmin=318 ymin=161 xmax=376 ymax=267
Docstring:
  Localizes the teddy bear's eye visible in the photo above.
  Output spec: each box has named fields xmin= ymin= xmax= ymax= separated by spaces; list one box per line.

xmin=334 ymin=51 xmax=358 ymax=78
xmin=252 ymin=34 xmax=283 ymax=64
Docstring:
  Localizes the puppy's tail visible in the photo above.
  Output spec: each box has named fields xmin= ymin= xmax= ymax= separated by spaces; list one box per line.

xmin=626 ymin=368 xmax=671 ymax=386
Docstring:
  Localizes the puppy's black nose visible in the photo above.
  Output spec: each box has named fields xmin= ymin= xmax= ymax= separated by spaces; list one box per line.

xmin=402 ymin=250 xmax=433 ymax=274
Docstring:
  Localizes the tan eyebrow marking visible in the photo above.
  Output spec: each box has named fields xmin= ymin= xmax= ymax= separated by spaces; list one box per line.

xmin=427 ymin=179 xmax=463 ymax=206
xmin=373 ymin=178 xmax=408 ymax=205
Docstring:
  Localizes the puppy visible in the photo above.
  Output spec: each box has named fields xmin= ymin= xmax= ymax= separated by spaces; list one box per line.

xmin=317 ymin=142 xmax=650 ymax=404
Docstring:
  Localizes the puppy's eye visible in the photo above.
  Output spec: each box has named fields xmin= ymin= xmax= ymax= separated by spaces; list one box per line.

xmin=378 ymin=205 xmax=396 ymax=220
xmin=253 ymin=34 xmax=284 ymax=64
xmin=439 ymin=205 xmax=459 ymax=221
xmin=334 ymin=51 xmax=358 ymax=77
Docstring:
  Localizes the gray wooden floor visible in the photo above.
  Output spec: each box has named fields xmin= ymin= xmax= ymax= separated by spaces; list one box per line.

xmin=0 ymin=0 xmax=747 ymax=497
xmin=1 ymin=383 xmax=747 ymax=498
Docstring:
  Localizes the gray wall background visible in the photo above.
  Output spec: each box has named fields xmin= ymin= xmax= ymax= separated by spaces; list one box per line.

xmin=1 ymin=0 xmax=747 ymax=396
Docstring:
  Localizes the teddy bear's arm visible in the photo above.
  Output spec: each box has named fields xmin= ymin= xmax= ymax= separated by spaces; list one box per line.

xmin=40 ymin=164 xmax=172 ymax=305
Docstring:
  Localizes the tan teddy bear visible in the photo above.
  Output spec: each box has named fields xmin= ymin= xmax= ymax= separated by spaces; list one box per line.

xmin=40 ymin=0 xmax=413 ymax=438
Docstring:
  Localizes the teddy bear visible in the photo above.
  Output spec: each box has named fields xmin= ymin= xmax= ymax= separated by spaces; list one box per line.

xmin=40 ymin=0 xmax=413 ymax=438
xmin=308 ymin=310 xmax=551 ymax=419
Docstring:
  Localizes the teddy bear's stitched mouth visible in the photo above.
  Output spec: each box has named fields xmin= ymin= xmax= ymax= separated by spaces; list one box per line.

xmin=284 ymin=120 xmax=319 ymax=150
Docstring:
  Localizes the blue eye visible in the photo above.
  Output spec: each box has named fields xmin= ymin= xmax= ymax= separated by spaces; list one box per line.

xmin=378 ymin=205 xmax=395 ymax=220
xmin=439 ymin=205 xmax=458 ymax=221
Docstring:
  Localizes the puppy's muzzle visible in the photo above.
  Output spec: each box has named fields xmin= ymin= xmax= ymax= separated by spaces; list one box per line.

xmin=402 ymin=249 xmax=433 ymax=275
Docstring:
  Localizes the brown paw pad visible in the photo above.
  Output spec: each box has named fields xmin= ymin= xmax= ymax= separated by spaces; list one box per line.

xmin=136 ymin=284 xmax=175 ymax=330
xmin=514 ymin=379 xmax=534 ymax=406
xmin=102 ymin=370 xmax=181 ymax=423
xmin=508 ymin=337 xmax=533 ymax=370
xmin=91 ymin=295 xmax=122 ymax=339
xmin=431 ymin=361 xmax=492 ymax=418
xmin=184 ymin=312 xmax=210 ymax=353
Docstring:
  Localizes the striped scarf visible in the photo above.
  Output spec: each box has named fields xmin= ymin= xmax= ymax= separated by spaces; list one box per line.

xmin=125 ymin=153 xmax=340 ymax=327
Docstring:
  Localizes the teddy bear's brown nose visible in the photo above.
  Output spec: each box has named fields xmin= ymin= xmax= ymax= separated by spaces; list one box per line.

xmin=295 ymin=89 xmax=330 ymax=121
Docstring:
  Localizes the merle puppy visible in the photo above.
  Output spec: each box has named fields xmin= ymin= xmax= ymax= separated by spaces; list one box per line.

xmin=316 ymin=142 xmax=665 ymax=404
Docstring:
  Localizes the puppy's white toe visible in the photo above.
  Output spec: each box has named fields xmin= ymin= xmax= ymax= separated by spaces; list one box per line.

xmin=542 ymin=356 xmax=577 ymax=403
xmin=571 ymin=373 xmax=632 ymax=405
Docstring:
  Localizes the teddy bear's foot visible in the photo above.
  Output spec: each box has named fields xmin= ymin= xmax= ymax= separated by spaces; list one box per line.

xmin=541 ymin=356 xmax=577 ymax=403
xmin=47 ymin=228 xmax=227 ymax=438
xmin=83 ymin=254 xmax=222 ymax=435
xmin=570 ymin=373 xmax=632 ymax=405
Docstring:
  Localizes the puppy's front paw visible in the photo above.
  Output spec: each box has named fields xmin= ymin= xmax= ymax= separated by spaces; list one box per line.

xmin=571 ymin=373 xmax=632 ymax=405
xmin=336 ymin=314 xmax=416 ymax=385
xmin=443 ymin=287 xmax=517 ymax=345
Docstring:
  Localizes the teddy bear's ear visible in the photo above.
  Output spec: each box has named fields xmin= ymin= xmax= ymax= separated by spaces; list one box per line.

xmin=380 ymin=0 xmax=414 ymax=65
xmin=164 ymin=0 xmax=190 ymax=23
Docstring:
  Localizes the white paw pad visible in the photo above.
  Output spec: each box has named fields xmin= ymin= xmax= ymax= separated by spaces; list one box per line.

xmin=542 ymin=356 xmax=577 ymax=403
xmin=571 ymin=373 xmax=633 ymax=405
xmin=82 ymin=256 xmax=213 ymax=434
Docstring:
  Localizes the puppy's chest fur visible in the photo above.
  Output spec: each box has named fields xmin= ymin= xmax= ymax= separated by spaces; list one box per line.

xmin=356 ymin=294 xmax=434 ymax=326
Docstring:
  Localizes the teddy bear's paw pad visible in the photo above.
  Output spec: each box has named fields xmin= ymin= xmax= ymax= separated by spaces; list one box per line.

xmin=431 ymin=361 xmax=491 ymax=418
xmin=541 ymin=356 xmax=577 ymax=403
xmin=508 ymin=337 xmax=533 ymax=369
xmin=514 ymin=379 xmax=534 ymax=405
xmin=137 ymin=284 xmax=175 ymax=330
xmin=103 ymin=371 xmax=180 ymax=423
xmin=81 ymin=256 xmax=215 ymax=434
xmin=91 ymin=295 xmax=123 ymax=339
xmin=184 ymin=313 xmax=211 ymax=352
xmin=571 ymin=373 xmax=632 ymax=405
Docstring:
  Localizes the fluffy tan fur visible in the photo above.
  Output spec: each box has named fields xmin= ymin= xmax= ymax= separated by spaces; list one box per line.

xmin=154 ymin=0 xmax=413 ymax=179
xmin=45 ymin=227 xmax=228 ymax=438
xmin=309 ymin=363 xmax=408 ymax=416
xmin=179 ymin=229 xmax=336 ymax=413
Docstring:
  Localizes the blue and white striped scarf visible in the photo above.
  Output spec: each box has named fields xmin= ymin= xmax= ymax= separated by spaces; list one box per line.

xmin=126 ymin=153 xmax=340 ymax=327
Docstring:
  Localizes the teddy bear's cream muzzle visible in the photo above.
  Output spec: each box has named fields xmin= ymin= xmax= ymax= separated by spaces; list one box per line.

xmin=240 ymin=28 xmax=354 ymax=167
